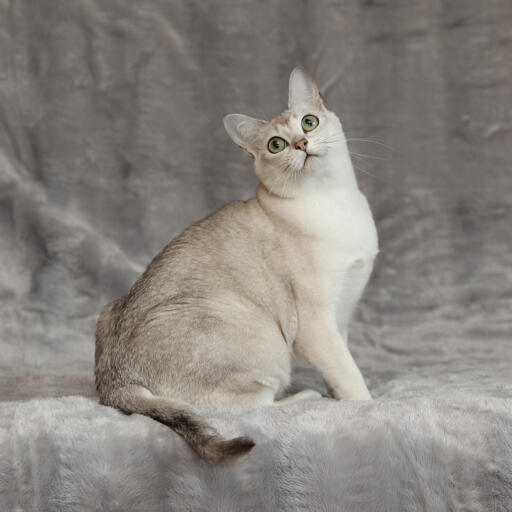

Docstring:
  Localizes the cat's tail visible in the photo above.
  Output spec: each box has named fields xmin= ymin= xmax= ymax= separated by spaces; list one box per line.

xmin=103 ymin=385 xmax=255 ymax=465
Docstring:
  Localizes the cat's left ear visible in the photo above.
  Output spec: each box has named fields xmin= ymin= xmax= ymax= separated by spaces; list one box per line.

xmin=223 ymin=114 xmax=267 ymax=157
xmin=288 ymin=67 xmax=323 ymax=110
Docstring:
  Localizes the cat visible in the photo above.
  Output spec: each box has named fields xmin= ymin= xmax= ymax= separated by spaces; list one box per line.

xmin=95 ymin=67 xmax=378 ymax=465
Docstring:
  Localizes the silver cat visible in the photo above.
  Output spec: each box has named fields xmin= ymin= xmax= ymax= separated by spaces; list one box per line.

xmin=95 ymin=67 xmax=378 ymax=464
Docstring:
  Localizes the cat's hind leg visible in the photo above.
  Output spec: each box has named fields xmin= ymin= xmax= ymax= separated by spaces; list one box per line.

xmin=251 ymin=375 xmax=322 ymax=405
xmin=227 ymin=385 xmax=322 ymax=406
xmin=275 ymin=389 xmax=323 ymax=405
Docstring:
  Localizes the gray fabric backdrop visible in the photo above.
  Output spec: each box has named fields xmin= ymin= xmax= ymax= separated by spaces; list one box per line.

xmin=0 ymin=0 xmax=511 ymax=383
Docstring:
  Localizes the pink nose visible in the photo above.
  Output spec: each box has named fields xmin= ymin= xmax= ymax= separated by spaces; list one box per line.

xmin=295 ymin=138 xmax=308 ymax=152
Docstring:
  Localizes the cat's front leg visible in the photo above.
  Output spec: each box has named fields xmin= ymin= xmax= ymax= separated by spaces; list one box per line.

xmin=294 ymin=313 xmax=371 ymax=401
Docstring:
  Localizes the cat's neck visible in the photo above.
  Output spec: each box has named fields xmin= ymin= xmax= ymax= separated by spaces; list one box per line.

xmin=255 ymin=157 xmax=363 ymax=240
xmin=258 ymin=149 xmax=359 ymax=204
xmin=302 ymin=149 xmax=357 ymax=193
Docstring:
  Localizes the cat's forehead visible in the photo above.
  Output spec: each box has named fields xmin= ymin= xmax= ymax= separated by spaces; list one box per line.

xmin=271 ymin=110 xmax=294 ymax=126
xmin=266 ymin=110 xmax=298 ymax=133
xmin=268 ymin=108 xmax=322 ymax=129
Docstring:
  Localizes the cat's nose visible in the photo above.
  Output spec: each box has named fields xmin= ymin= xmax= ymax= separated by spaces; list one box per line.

xmin=295 ymin=138 xmax=308 ymax=152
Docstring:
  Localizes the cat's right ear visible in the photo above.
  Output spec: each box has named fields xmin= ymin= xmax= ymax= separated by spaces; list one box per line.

xmin=223 ymin=114 xmax=267 ymax=157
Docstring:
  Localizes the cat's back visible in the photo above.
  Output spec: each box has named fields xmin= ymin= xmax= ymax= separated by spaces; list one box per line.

xmin=116 ymin=198 xmax=280 ymax=321
xmin=145 ymin=198 xmax=272 ymax=284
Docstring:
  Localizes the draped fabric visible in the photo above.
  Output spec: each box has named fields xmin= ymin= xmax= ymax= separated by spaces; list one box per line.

xmin=0 ymin=2 xmax=511 ymax=509
xmin=1 ymin=0 xmax=510 ymax=376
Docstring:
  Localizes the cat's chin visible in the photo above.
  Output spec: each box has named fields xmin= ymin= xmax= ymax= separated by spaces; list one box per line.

xmin=302 ymin=153 xmax=320 ymax=171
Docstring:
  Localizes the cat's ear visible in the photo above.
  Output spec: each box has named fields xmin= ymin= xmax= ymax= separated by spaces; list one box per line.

xmin=288 ymin=67 xmax=323 ymax=110
xmin=223 ymin=114 xmax=267 ymax=156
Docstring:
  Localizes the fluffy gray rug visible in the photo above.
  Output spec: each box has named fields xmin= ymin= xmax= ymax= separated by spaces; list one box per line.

xmin=1 ymin=1 xmax=512 ymax=510
xmin=1 ymin=361 xmax=512 ymax=511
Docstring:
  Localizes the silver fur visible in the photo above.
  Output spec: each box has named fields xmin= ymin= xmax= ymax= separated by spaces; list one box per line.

xmin=95 ymin=68 xmax=378 ymax=463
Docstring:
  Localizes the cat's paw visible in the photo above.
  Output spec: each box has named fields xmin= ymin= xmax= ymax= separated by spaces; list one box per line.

xmin=348 ymin=390 xmax=373 ymax=401
xmin=297 ymin=389 xmax=323 ymax=401
xmin=336 ymin=387 xmax=373 ymax=401
xmin=276 ymin=389 xmax=323 ymax=405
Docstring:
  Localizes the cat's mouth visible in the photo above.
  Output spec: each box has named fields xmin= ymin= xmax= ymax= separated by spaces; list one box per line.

xmin=302 ymin=152 xmax=319 ymax=167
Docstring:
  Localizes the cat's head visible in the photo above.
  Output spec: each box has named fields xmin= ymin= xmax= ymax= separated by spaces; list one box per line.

xmin=224 ymin=67 xmax=349 ymax=198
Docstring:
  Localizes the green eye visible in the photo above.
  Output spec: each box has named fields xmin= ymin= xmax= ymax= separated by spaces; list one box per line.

xmin=268 ymin=136 xmax=287 ymax=153
xmin=301 ymin=114 xmax=319 ymax=132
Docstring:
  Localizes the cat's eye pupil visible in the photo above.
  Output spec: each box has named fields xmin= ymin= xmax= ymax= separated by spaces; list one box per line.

xmin=272 ymin=140 xmax=279 ymax=148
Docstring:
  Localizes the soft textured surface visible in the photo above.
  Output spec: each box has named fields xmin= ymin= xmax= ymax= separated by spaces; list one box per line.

xmin=2 ymin=378 xmax=512 ymax=511
xmin=1 ymin=0 xmax=511 ymax=376
xmin=1 ymin=0 xmax=512 ymax=510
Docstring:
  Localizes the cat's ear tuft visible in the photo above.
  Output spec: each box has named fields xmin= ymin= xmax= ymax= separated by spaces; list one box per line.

xmin=223 ymin=114 xmax=266 ymax=156
xmin=288 ymin=67 xmax=323 ymax=110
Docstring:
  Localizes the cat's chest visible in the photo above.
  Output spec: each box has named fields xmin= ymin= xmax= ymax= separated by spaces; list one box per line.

xmin=297 ymin=190 xmax=377 ymax=259
xmin=309 ymin=212 xmax=377 ymax=283
xmin=286 ymin=191 xmax=378 ymax=301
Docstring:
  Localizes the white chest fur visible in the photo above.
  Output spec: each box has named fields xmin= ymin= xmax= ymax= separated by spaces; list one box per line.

xmin=280 ymin=187 xmax=378 ymax=260
xmin=264 ymin=186 xmax=378 ymax=329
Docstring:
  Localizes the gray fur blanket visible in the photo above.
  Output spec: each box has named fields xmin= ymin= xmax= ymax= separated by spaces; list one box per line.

xmin=1 ymin=361 xmax=512 ymax=511
xmin=1 ymin=0 xmax=512 ymax=510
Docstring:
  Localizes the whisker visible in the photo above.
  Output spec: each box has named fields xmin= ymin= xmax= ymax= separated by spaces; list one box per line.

xmin=349 ymin=151 xmax=388 ymax=161
xmin=346 ymin=138 xmax=395 ymax=151
xmin=280 ymin=164 xmax=293 ymax=197
xmin=316 ymin=135 xmax=343 ymax=144
xmin=268 ymin=164 xmax=287 ymax=196
xmin=269 ymin=160 xmax=294 ymax=196
xmin=352 ymin=163 xmax=401 ymax=191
